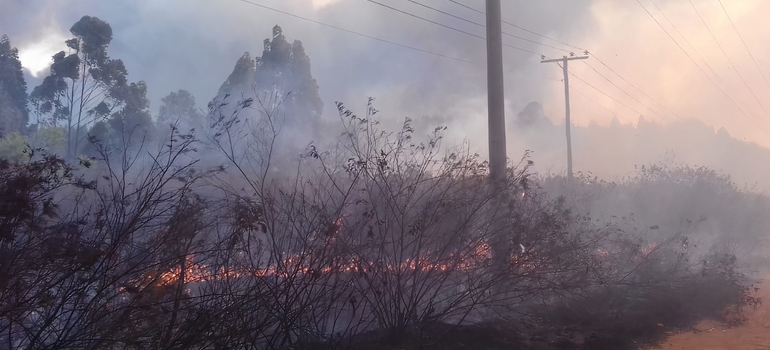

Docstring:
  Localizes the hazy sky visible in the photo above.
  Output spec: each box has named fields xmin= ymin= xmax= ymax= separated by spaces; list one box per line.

xmin=2 ymin=0 xmax=770 ymax=184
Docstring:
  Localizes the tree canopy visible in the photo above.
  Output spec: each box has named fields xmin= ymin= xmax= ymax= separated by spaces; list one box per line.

xmin=109 ymin=81 xmax=154 ymax=140
xmin=159 ymin=89 xmax=203 ymax=129
xmin=218 ymin=53 xmax=255 ymax=96
xmin=29 ymin=16 xmax=129 ymax=159
xmin=256 ymin=25 xmax=323 ymax=119
xmin=0 ymin=35 xmax=28 ymax=134
xmin=217 ymin=25 xmax=323 ymax=129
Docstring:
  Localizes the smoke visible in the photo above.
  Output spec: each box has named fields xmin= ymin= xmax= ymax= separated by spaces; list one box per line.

xmin=311 ymin=0 xmax=344 ymax=10
xmin=3 ymin=0 xmax=770 ymax=190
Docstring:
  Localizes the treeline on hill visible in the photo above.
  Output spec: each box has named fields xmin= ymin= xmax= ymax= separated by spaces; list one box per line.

xmin=0 ymin=16 xmax=767 ymax=350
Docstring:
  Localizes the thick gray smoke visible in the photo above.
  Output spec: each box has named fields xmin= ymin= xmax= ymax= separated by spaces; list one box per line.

xmin=4 ymin=2 xmax=770 ymax=348
xmin=3 ymin=0 xmax=770 ymax=191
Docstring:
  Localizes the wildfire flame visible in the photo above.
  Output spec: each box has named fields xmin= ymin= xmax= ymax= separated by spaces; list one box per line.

xmin=139 ymin=219 xmax=547 ymax=290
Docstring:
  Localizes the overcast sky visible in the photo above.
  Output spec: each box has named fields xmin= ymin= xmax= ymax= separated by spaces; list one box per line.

xmin=3 ymin=0 xmax=770 ymax=187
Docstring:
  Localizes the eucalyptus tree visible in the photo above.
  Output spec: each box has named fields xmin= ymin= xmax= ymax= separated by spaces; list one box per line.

xmin=30 ymin=16 xmax=128 ymax=160
xmin=0 ymin=35 xmax=28 ymax=135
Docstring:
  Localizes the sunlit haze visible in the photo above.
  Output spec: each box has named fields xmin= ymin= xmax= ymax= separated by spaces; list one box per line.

xmin=17 ymin=30 xmax=67 ymax=77
xmin=311 ymin=0 xmax=344 ymax=10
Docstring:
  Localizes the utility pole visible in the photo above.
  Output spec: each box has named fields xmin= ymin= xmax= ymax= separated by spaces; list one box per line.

xmin=541 ymin=54 xmax=589 ymax=183
xmin=486 ymin=0 xmax=506 ymax=184
xmin=486 ymin=0 xmax=508 ymax=273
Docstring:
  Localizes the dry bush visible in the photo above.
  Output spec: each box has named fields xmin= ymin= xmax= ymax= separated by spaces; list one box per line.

xmin=0 ymin=124 xmax=218 ymax=349
xmin=203 ymin=97 xmax=617 ymax=348
xmin=2 ymin=95 xmax=762 ymax=350
xmin=535 ymin=164 xmax=766 ymax=347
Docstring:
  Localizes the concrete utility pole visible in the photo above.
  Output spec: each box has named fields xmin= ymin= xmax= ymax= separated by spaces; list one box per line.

xmin=486 ymin=0 xmax=507 ymax=184
xmin=486 ymin=0 xmax=509 ymax=273
xmin=541 ymin=54 xmax=589 ymax=183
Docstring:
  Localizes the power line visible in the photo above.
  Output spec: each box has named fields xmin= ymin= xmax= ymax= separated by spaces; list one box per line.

xmin=647 ymin=0 xmax=770 ymax=127
xmin=569 ymin=83 xmax=617 ymax=116
xmin=446 ymin=0 xmax=586 ymax=52
xmin=688 ymin=0 xmax=770 ymax=119
xmin=407 ymin=0 xmax=484 ymax=27
xmin=560 ymin=63 xmax=645 ymax=117
xmin=365 ymin=0 xmax=485 ymax=39
xmin=592 ymin=55 xmax=681 ymax=120
xmin=647 ymin=0 xmax=723 ymax=83
xmin=503 ymin=30 xmax=570 ymax=53
xmin=647 ymin=0 xmax=768 ymax=126
xmin=581 ymin=60 xmax=666 ymax=120
xmin=717 ymin=0 xmax=770 ymax=94
xmin=636 ymin=0 xmax=760 ymax=128
xmin=447 ymin=0 xmax=482 ymax=15
xmin=551 ymin=52 xmax=683 ymax=122
xmin=502 ymin=43 xmax=539 ymax=55
xmin=502 ymin=20 xmax=585 ymax=52
xmin=366 ymin=0 xmax=543 ymax=55
xmin=407 ymin=0 xmax=568 ymax=53
xmin=235 ymin=0 xmax=475 ymax=64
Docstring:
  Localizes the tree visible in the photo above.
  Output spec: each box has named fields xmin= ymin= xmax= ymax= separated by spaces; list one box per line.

xmin=82 ymin=81 xmax=155 ymax=156
xmin=0 ymin=125 xmax=213 ymax=349
xmin=255 ymin=26 xmax=322 ymax=122
xmin=217 ymin=53 xmax=255 ymax=96
xmin=0 ymin=132 xmax=28 ymax=163
xmin=29 ymin=16 xmax=128 ymax=160
xmin=109 ymin=81 xmax=155 ymax=142
xmin=158 ymin=89 xmax=203 ymax=129
xmin=217 ymin=25 xmax=323 ymax=134
xmin=29 ymin=126 xmax=66 ymax=156
xmin=0 ymin=35 xmax=28 ymax=134
xmin=0 ymin=89 xmax=25 ymax=136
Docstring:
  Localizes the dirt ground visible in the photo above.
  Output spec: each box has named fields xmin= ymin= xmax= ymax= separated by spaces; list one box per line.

xmin=648 ymin=279 xmax=770 ymax=350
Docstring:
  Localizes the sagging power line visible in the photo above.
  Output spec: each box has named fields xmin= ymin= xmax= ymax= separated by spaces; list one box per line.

xmin=446 ymin=0 xmax=587 ymax=52
xmin=647 ymin=0 xmax=723 ymax=83
xmin=636 ymin=0 xmax=765 ymax=132
xmin=365 ymin=0 xmax=485 ymax=39
xmin=416 ymin=0 xmax=573 ymax=53
xmin=442 ymin=0 xmax=679 ymax=122
xmin=366 ymin=0 xmax=551 ymax=55
xmin=717 ymin=0 xmax=770 ymax=94
xmin=444 ymin=0 xmax=681 ymax=125
xmin=448 ymin=0 xmax=480 ymax=15
xmin=566 ymin=67 xmax=646 ymax=118
xmin=235 ymin=0 xmax=475 ymax=64
xmin=688 ymin=0 xmax=770 ymax=118
xmin=581 ymin=60 xmax=667 ymax=120
xmin=591 ymin=55 xmax=682 ymax=120
xmin=237 ymin=0 xmax=730 ymax=140
xmin=569 ymin=84 xmax=619 ymax=117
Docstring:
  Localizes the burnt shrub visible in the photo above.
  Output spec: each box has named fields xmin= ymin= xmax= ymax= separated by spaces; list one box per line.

xmin=2 ymin=96 xmax=765 ymax=349
xmin=536 ymin=164 xmax=765 ymax=348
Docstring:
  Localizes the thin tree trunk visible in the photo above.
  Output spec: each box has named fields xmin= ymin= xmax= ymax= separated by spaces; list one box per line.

xmin=73 ymin=54 xmax=89 ymax=159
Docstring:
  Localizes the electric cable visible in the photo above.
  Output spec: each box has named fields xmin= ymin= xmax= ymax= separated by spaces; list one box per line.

xmin=688 ymin=0 xmax=770 ymax=118
xmin=636 ymin=0 xmax=762 ymax=129
xmin=235 ymin=0 xmax=476 ymax=64
xmin=717 ymin=0 xmax=770 ymax=93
